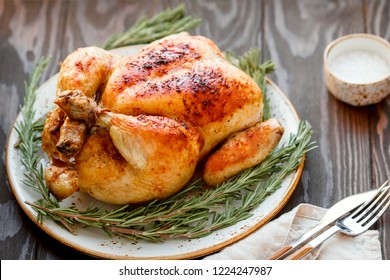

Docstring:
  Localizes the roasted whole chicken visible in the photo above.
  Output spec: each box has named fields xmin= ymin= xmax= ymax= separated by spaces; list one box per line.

xmin=42 ymin=33 xmax=284 ymax=204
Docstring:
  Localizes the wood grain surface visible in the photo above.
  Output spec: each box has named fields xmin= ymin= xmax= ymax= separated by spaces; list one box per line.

xmin=0 ymin=0 xmax=389 ymax=259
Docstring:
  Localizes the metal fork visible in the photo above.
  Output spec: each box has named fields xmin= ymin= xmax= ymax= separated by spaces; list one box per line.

xmin=284 ymin=183 xmax=390 ymax=260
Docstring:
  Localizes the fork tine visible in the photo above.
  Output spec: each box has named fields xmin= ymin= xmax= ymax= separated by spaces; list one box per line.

xmin=354 ymin=185 xmax=390 ymax=222
xmin=351 ymin=181 xmax=389 ymax=219
xmin=359 ymin=187 xmax=390 ymax=229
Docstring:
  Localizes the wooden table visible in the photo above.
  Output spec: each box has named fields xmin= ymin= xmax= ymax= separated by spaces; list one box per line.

xmin=1 ymin=0 xmax=389 ymax=260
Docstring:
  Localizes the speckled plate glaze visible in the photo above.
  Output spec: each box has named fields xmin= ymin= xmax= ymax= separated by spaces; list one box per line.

xmin=6 ymin=45 xmax=303 ymax=259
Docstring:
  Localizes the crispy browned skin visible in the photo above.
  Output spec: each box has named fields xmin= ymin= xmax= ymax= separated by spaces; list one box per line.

xmin=203 ymin=118 xmax=284 ymax=186
xmin=41 ymin=33 xmax=285 ymax=204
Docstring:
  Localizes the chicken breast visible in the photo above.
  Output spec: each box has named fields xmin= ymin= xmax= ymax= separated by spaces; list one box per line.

xmin=101 ymin=33 xmax=263 ymax=158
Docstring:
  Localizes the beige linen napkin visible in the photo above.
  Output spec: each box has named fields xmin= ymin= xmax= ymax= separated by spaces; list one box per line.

xmin=204 ymin=203 xmax=382 ymax=260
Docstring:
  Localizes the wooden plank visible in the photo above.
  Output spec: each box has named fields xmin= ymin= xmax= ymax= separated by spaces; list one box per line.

xmin=365 ymin=0 xmax=390 ymax=260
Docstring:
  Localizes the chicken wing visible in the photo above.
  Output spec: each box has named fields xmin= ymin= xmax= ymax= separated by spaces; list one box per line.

xmin=203 ymin=118 xmax=284 ymax=186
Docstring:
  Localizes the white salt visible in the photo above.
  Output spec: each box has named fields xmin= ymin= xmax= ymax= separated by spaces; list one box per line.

xmin=329 ymin=50 xmax=390 ymax=84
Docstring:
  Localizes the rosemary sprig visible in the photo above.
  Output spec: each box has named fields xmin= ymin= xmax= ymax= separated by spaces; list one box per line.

xmin=14 ymin=57 xmax=53 ymax=203
xmin=102 ymin=4 xmax=201 ymax=50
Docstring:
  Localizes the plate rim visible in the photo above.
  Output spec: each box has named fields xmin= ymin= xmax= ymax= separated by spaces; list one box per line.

xmin=6 ymin=47 xmax=303 ymax=260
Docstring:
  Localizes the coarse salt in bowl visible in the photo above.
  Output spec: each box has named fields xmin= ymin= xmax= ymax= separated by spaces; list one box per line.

xmin=324 ymin=33 xmax=390 ymax=106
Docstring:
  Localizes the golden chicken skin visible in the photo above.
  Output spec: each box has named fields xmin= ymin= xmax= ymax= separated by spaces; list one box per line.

xmin=42 ymin=32 xmax=283 ymax=204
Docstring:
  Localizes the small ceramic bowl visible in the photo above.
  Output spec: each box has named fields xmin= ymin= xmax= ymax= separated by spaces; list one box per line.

xmin=324 ymin=33 xmax=390 ymax=106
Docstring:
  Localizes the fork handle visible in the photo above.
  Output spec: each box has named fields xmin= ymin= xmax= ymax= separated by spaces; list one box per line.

xmin=284 ymin=244 xmax=314 ymax=260
xmin=267 ymin=245 xmax=293 ymax=260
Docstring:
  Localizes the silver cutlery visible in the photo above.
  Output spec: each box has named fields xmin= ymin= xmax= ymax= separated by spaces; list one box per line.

xmin=284 ymin=182 xmax=390 ymax=260
xmin=267 ymin=181 xmax=390 ymax=260
xmin=268 ymin=184 xmax=381 ymax=259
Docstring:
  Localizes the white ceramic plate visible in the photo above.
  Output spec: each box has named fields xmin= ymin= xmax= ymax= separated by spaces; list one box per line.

xmin=6 ymin=46 xmax=303 ymax=259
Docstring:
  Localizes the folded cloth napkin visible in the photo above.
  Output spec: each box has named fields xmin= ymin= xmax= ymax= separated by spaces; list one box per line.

xmin=204 ymin=203 xmax=382 ymax=260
